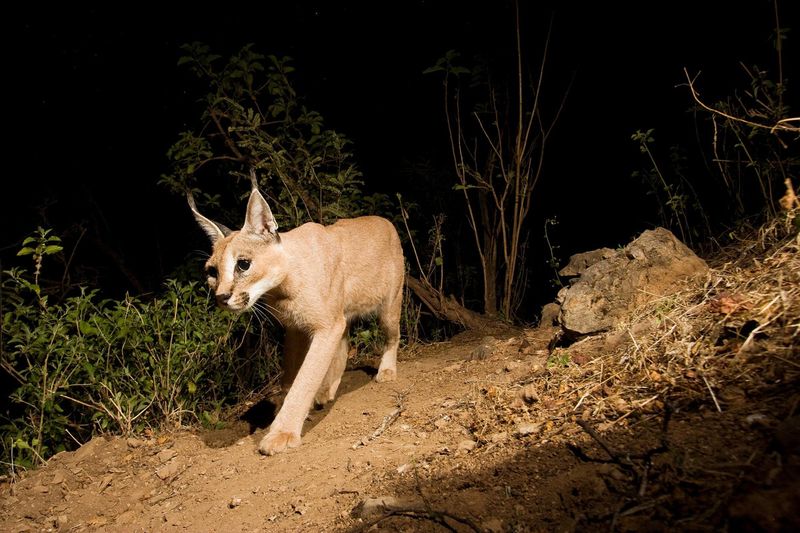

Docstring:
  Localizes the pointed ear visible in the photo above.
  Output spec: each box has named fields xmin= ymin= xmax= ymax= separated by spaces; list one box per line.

xmin=243 ymin=189 xmax=279 ymax=237
xmin=187 ymin=191 xmax=231 ymax=244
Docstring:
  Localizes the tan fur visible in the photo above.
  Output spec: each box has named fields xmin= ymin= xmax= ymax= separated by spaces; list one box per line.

xmin=190 ymin=188 xmax=404 ymax=455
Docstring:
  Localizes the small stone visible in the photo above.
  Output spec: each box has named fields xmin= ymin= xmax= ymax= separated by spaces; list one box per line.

xmin=516 ymin=422 xmax=542 ymax=436
xmin=292 ymin=501 xmax=308 ymax=515
xmin=518 ymin=384 xmax=539 ymax=404
xmin=744 ymin=413 xmax=769 ymax=428
xmin=126 ymin=438 xmax=145 ymax=448
xmin=504 ymin=360 xmax=521 ymax=372
xmin=228 ymin=497 xmax=242 ymax=509
xmin=530 ymin=362 xmax=546 ymax=375
xmin=470 ymin=336 xmax=498 ymax=360
xmin=539 ymin=302 xmax=561 ymax=327
xmin=396 ymin=463 xmax=412 ymax=474
xmin=156 ymin=449 xmax=177 ymax=463
xmin=609 ymin=467 xmax=627 ymax=481
xmin=489 ymin=431 xmax=508 ymax=444
xmin=482 ymin=517 xmax=503 ymax=532
xmin=458 ymin=439 xmax=478 ymax=452
xmin=155 ymin=462 xmax=179 ymax=480
xmin=718 ymin=386 xmax=746 ymax=404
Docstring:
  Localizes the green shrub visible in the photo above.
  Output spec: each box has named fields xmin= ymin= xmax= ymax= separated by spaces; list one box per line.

xmin=160 ymin=43 xmax=378 ymax=228
xmin=1 ymin=229 xmax=276 ymax=472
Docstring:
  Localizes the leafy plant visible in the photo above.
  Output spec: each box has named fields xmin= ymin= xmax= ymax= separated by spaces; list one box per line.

xmin=161 ymin=42 xmax=378 ymax=228
xmin=547 ymin=349 xmax=570 ymax=368
xmin=682 ymin=2 xmax=798 ymax=229
xmin=543 ymin=217 xmax=563 ymax=289
xmin=14 ymin=227 xmax=63 ymax=308
xmin=1 ymin=229 xmax=276 ymax=473
xmin=631 ymin=129 xmax=710 ymax=247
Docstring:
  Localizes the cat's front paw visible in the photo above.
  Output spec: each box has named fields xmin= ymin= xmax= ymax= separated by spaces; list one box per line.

xmin=374 ymin=367 xmax=396 ymax=383
xmin=258 ymin=429 xmax=301 ymax=456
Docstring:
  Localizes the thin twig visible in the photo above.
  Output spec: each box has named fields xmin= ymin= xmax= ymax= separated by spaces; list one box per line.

xmin=683 ymin=69 xmax=799 ymax=134
xmin=351 ymin=398 xmax=406 ymax=449
xmin=576 ymin=419 xmax=631 ymax=466
xmin=701 ymin=374 xmax=722 ymax=413
xmin=354 ymin=508 xmax=483 ymax=533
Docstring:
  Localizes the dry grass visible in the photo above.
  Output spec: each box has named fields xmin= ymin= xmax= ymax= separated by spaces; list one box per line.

xmin=465 ymin=209 xmax=799 ymax=441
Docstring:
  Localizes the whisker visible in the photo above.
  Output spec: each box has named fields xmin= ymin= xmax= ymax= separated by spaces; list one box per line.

xmin=250 ymin=301 xmax=275 ymax=328
xmin=247 ymin=309 xmax=264 ymax=329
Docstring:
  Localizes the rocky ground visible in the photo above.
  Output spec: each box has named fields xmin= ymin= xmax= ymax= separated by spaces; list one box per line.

xmin=1 ymin=220 xmax=798 ymax=532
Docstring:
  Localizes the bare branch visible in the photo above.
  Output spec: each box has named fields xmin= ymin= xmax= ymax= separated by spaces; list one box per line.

xmin=682 ymin=68 xmax=799 ymax=134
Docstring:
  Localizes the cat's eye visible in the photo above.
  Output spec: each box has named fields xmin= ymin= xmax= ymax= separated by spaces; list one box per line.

xmin=206 ymin=266 xmax=218 ymax=278
xmin=236 ymin=259 xmax=251 ymax=272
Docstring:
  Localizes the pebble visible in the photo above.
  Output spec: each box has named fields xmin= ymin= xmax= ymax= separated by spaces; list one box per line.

xmin=458 ymin=439 xmax=478 ymax=452
xmin=156 ymin=449 xmax=177 ymax=463
xmin=518 ymin=384 xmax=539 ymax=403
xmin=155 ymin=462 xmax=179 ymax=480
xmin=489 ymin=431 xmax=508 ymax=443
xmin=516 ymin=422 xmax=542 ymax=436
xmin=482 ymin=517 xmax=503 ymax=532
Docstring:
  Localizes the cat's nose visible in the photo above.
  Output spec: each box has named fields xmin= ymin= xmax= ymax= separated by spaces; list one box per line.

xmin=215 ymin=293 xmax=232 ymax=307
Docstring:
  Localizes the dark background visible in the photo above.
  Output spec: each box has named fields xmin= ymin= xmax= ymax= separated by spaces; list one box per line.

xmin=4 ymin=1 xmax=796 ymax=317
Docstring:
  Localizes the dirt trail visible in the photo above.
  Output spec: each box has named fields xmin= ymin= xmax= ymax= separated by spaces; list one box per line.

xmin=0 ymin=330 xmax=543 ymax=532
xmin=2 ymin=318 xmax=798 ymax=532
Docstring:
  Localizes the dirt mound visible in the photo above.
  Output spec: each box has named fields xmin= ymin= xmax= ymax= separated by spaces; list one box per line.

xmin=1 ymin=224 xmax=797 ymax=532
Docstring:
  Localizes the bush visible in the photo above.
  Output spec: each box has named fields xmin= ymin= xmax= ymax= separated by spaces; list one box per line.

xmin=1 ymin=229 xmax=276 ymax=472
xmin=160 ymin=42 xmax=380 ymax=228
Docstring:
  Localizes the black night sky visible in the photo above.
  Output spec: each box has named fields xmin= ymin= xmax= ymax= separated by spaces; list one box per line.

xmin=5 ymin=1 xmax=797 ymax=317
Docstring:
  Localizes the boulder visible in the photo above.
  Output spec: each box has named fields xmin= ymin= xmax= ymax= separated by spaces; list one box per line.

xmin=556 ymin=228 xmax=707 ymax=335
xmin=558 ymin=247 xmax=616 ymax=277
xmin=539 ymin=302 xmax=561 ymax=327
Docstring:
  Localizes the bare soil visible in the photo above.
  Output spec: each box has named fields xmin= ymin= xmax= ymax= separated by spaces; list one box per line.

xmin=2 ymin=229 xmax=798 ymax=532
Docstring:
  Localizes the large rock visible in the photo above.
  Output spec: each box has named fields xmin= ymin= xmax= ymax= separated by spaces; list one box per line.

xmin=556 ymin=228 xmax=708 ymax=335
xmin=558 ymin=247 xmax=616 ymax=277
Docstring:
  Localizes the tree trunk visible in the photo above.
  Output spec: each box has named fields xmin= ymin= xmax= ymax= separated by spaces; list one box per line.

xmin=482 ymin=237 xmax=498 ymax=317
xmin=406 ymin=276 xmax=504 ymax=331
xmin=478 ymin=190 xmax=498 ymax=316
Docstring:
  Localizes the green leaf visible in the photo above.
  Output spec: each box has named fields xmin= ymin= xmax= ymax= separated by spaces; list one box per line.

xmin=78 ymin=320 xmax=99 ymax=336
xmin=422 ymin=65 xmax=444 ymax=75
xmin=17 ymin=247 xmax=35 ymax=256
xmin=44 ymin=245 xmax=63 ymax=255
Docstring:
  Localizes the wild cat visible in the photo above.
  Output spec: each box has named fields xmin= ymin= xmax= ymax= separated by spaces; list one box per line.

xmin=189 ymin=179 xmax=404 ymax=455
